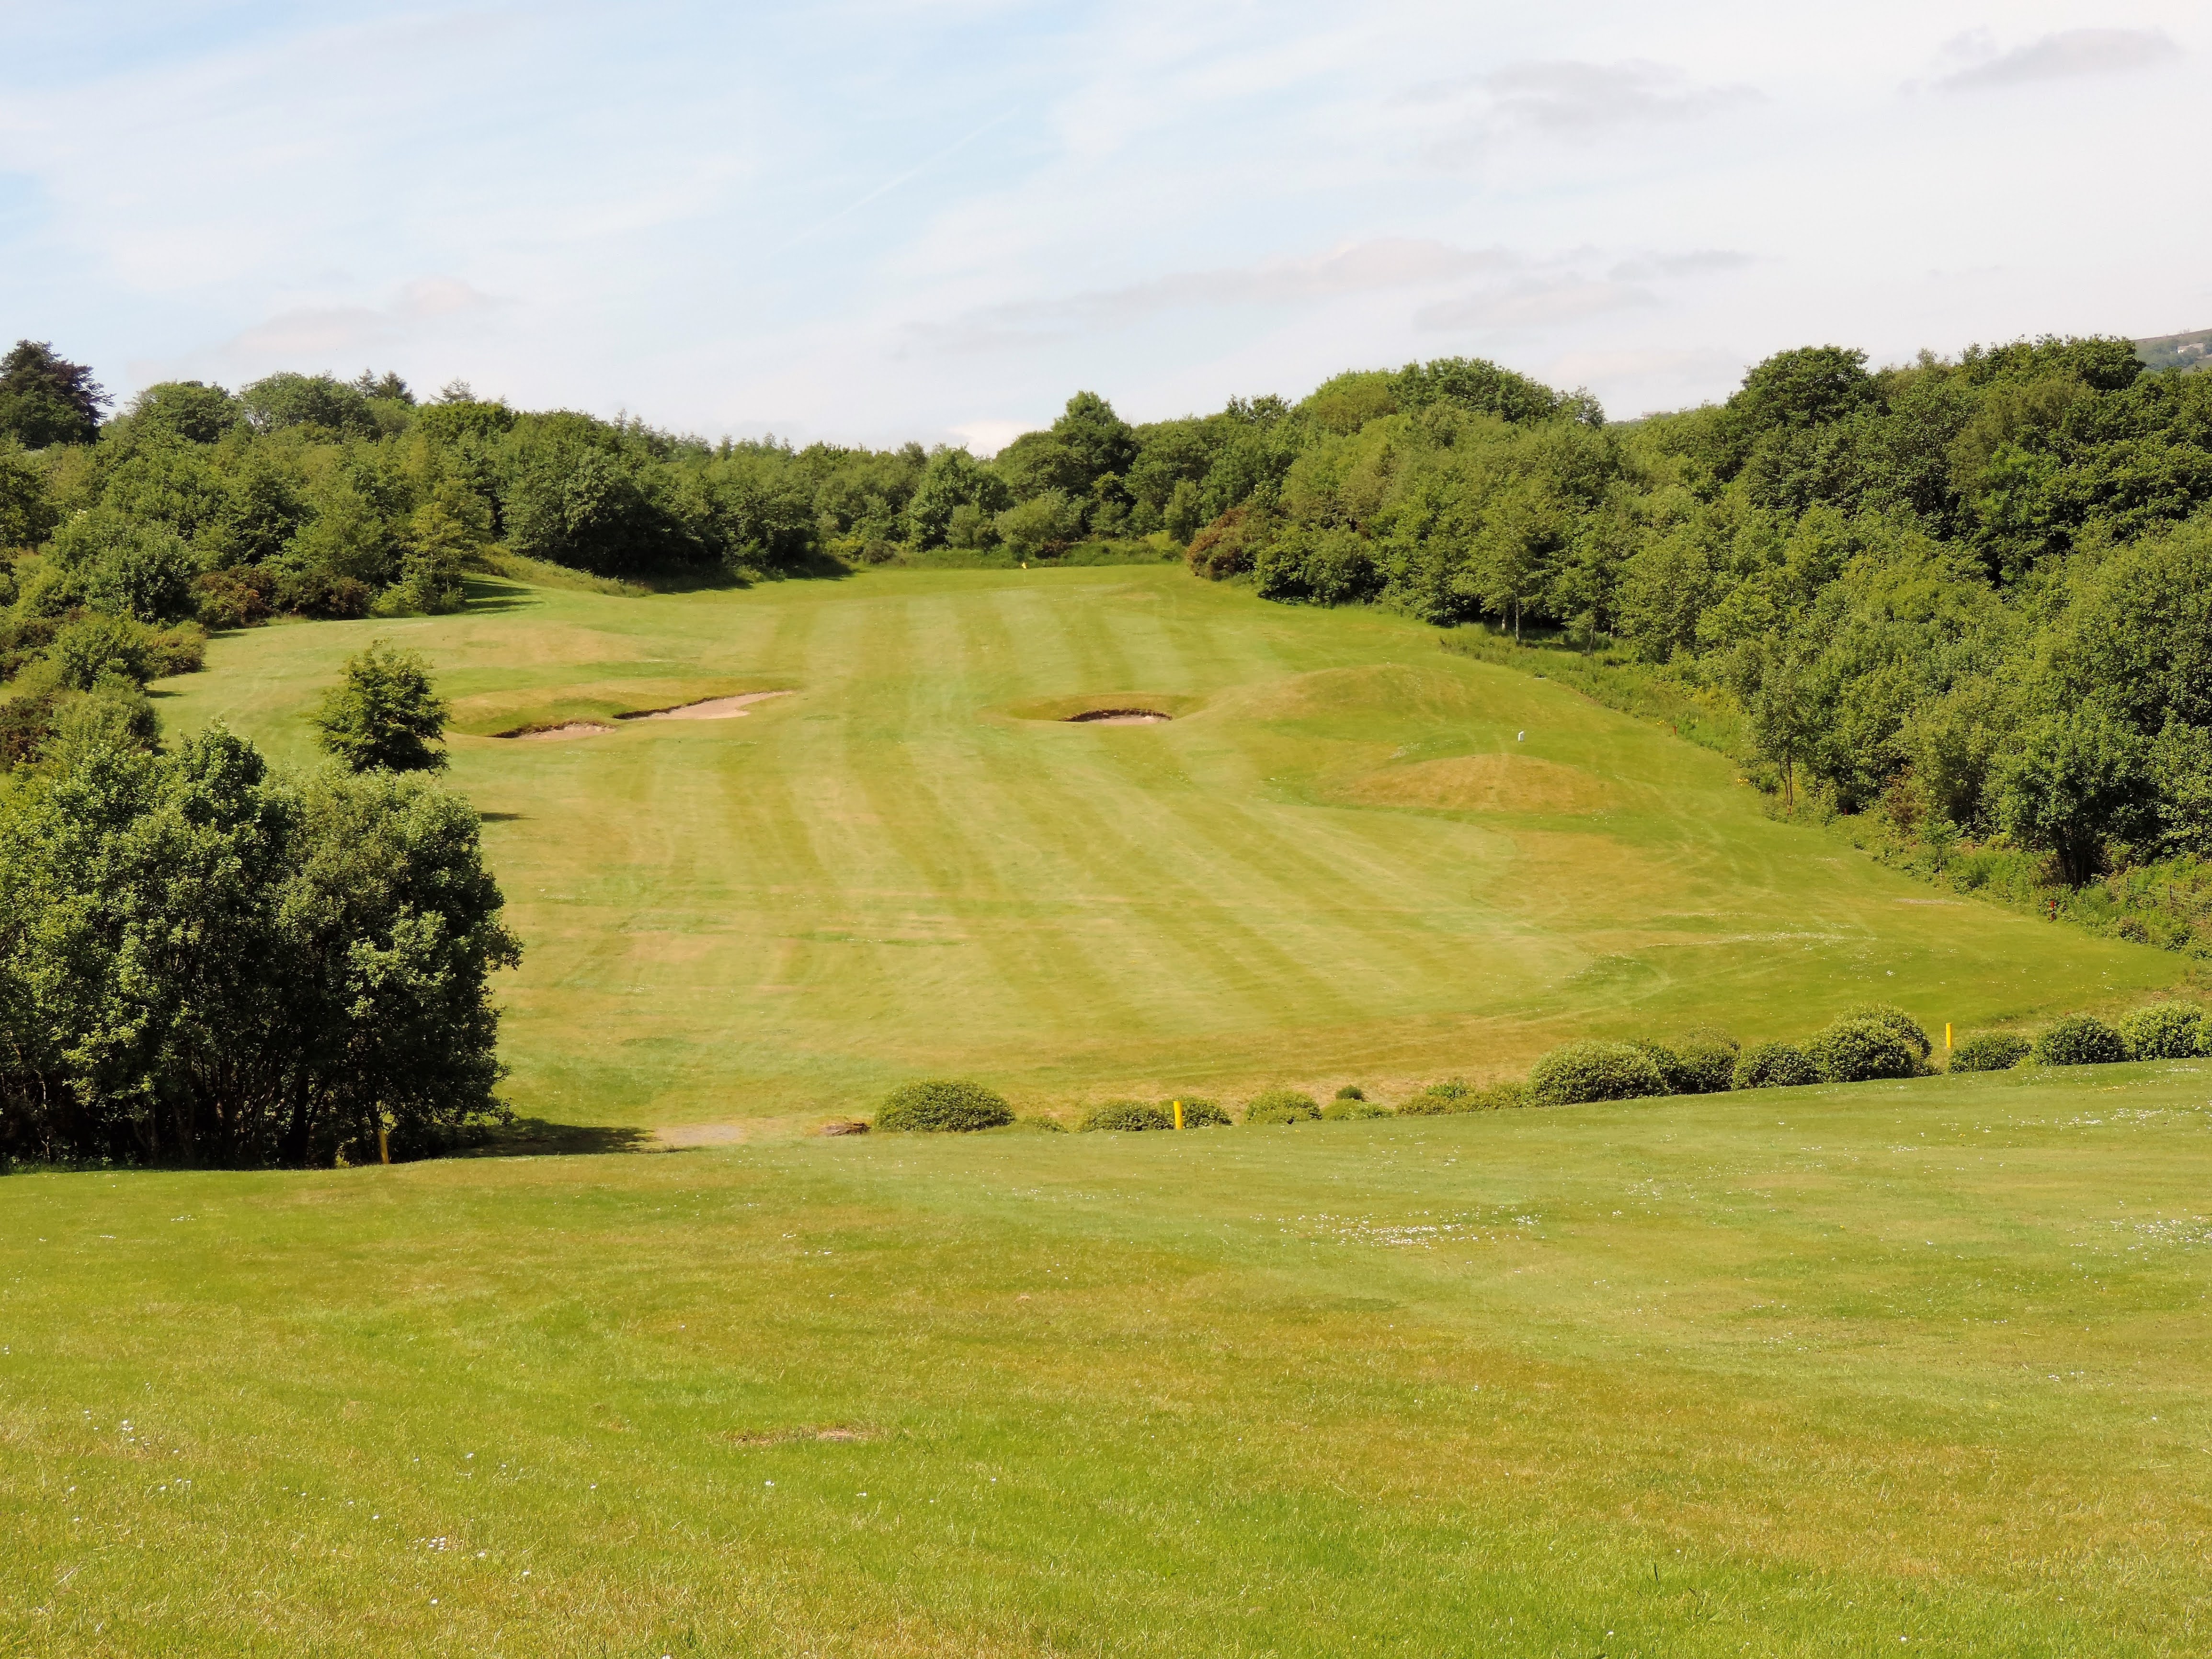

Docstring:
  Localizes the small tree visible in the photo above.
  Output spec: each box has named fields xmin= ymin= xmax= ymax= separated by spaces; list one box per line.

xmin=313 ymin=641 xmax=449 ymax=773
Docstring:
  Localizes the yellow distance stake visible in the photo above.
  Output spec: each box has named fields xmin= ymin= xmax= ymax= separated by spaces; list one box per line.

xmin=1173 ymin=1100 xmax=1184 ymax=1131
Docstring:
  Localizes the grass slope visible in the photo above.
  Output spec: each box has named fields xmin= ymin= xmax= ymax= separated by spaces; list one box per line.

xmin=6 ymin=1066 xmax=2210 ymax=1656
xmin=154 ymin=566 xmax=2177 ymax=1128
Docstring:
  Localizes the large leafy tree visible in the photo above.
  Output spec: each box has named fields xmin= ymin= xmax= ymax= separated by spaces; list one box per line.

xmin=313 ymin=642 xmax=450 ymax=773
xmin=0 ymin=340 xmax=106 ymax=447
xmin=0 ymin=725 xmax=519 ymax=1167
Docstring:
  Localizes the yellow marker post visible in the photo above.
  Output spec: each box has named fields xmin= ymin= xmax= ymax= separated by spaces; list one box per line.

xmin=1945 ymin=1023 xmax=1953 ymax=1052
xmin=1173 ymin=1100 xmax=1184 ymax=1131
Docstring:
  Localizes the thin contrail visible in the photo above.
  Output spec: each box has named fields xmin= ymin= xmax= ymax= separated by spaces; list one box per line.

xmin=761 ymin=108 xmax=1021 ymax=262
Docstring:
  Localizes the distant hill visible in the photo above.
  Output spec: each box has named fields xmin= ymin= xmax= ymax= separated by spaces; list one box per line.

xmin=2136 ymin=327 xmax=2212 ymax=374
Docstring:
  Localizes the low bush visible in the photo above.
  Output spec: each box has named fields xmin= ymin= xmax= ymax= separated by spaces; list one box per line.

xmin=1630 ymin=1041 xmax=1688 ymax=1092
xmin=1079 ymin=1100 xmax=1172 ymax=1132
xmin=1243 ymin=1089 xmax=1322 ymax=1125
xmin=1332 ymin=1085 xmax=1366 ymax=1101
xmin=1396 ymin=1080 xmax=1524 ymax=1115
xmin=1840 ymin=1002 xmax=1933 ymax=1060
xmin=2032 ymin=1015 xmax=2127 ymax=1068
xmin=1805 ymin=1019 xmax=1919 ymax=1084
xmin=2118 ymin=1001 xmax=2206 ymax=1060
xmin=1949 ymin=1032 xmax=2030 ymax=1072
xmin=1733 ymin=1042 xmax=1818 ymax=1090
xmin=874 ymin=1079 xmax=1015 ymax=1133
xmin=1321 ymin=1098 xmax=1391 ymax=1120
xmin=1160 ymin=1097 xmax=1231 ymax=1127
xmin=1010 ymin=1114 xmax=1067 ymax=1132
xmin=1672 ymin=1032 xmax=1740 ymax=1095
xmin=1525 ymin=1042 xmax=1669 ymax=1108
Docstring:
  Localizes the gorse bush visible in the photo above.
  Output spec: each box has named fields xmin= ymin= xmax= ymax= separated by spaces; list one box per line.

xmin=1079 ymin=1100 xmax=1172 ymax=1133
xmin=1949 ymin=1032 xmax=2030 ymax=1072
xmin=1841 ymin=1003 xmax=1933 ymax=1060
xmin=874 ymin=1079 xmax=1014 ymax=1133
xmin=1670 ymin=1032 xmax=1741 ymax=1095
xmin=1332 ymin=1085 xmax=1366 ymax=1101
xmin=1321 ymin=1098 xmax=1391 ymax=1120
xmin=1162 ymin=1097 xmax=1231 ymax=1127
xmin=1397 ymin=1080 xmax=1525 ymax=1115
xmin=1243 ymin=1089 xmax=1322 ymax=1125
xmin=1525 ymin=1041 xmax=1669 ymax=1108
xmin=1733 ymin=1042 xmax=1819 ymax=1090
xmin=2031 ymin=1015 xmax=2128 ymax=1068
xmin=2117 ymin=1001 xmax=2206 ymax=1060
xmin=1805 ymin=1019 xmax=1920 ymax=1084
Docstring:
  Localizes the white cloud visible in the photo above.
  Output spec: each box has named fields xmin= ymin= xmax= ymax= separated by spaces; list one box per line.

xmin=222 ymin=279 xmax=505 ymax=364
xmin=1936 ymin=27 xmax=2182 ymax=91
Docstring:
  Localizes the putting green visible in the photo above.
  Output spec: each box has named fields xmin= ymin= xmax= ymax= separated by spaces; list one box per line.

xmin=154 ymin=566 xmax=2177 ymax=1129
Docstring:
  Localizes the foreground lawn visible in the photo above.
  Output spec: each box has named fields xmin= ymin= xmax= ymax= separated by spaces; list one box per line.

xmin=6 ymin=1064 xmax=2209 ymax=1656
xmin=152 ymin=567 xmax=2176 ymax=1130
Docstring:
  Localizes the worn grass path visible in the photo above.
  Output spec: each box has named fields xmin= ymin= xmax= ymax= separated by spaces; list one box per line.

xmin=155 ymin=566 xmax=2175 ymax=1129
xmin=6 ymin=1065 xmax=2210 ymax=1655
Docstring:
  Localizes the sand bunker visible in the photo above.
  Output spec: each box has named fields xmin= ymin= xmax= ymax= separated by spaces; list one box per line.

xmin=620 ymin=691 xmax=791 ymax=722
xmin=1065 ymin=708 xmax=1170 ymax=725
xmin=505 ymin=722 xmax=616 ymax=741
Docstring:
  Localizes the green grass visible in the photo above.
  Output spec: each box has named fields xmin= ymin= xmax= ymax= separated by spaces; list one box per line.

xmin=7 ymin=1065 xmax=2211 ymax=1655
xmin=151 ymin=565 xmax=2177 ymax=1132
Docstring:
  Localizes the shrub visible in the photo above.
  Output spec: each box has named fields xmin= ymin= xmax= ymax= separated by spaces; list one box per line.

xmin=874 ymin=1079 xmax=1014 ymax=1133
xmin=1949 ymin=1032 xmax=2030 ymax=1073
xmin=1321 ymin=1099 xmax=1391 ymax=1120
xmin=1079 ymin=1099 xmax=1172 ymax=1133
xmin=1332 ymin=1085 xmax=1366 ymax=1101
xmin=1629 ymin=1041 xmax=1687 ymax=1091
xmin=2118 ymin=1001 xmax=2206 ymax=1060
xmin=1243 ymin=1089 xmax=1321 ymax=1125
xmin=1524 ymin=1041 xmax=1669 ymax=1108
xmin=1733 ymin=1042 xmax=1819 ymax=1090
xmin=1672 ymin=1032 xmax=1740 ymax=1095
xmin=1396 ymin=1080 xmax=1524 ymax=1115
xmin=1160 ymin=1097 xmax=1231 ymax=1127
xmin=1009 ymin=1114 xmax=1067 ymax=1133
xmin=1805 ymin=1019 xmax=1919 ymax=1084
xmin=1840 ymin=1002 xmax=1933 ymax=1060
xmin=2032 ymin=1015 xmax=2128 ymax=1068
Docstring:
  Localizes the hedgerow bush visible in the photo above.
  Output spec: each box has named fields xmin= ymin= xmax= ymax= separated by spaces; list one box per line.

xmin=1079 ymin=1099 xmax=1172 ymax=1132
xmin=1805 ymin=1018 xmax=1919 ymax=1084
xmin=1244 ymin=1089 xmax=1322 ymax=1125
xmin=1332 ymin=1085 xmax=1366 ymax=1101
xmin=1733 ymin=1042 xmax=1818 ymax=1090
xmin=1011 ymin=1114 xmax=1067 ymax=1132
xmin=1841 ymin=1002 xmax=1933 ymax=1060
xmin=1629 ymin=1041 xmax=1688 ymax=1092
xmin=1321 ymin=1098 xmax=1391 ymax=1120
xmin=1524 ymin=1041 xmax=1669 ymax=1108
xmin=2032 ymin=1015 xmax=2127 ymax=1067
xmin=2118 ymin=1001 xmax=2207 ymax=1060
xmin=874 ymin=1079 xmax=1014 ymax=1132
xmin=1672 ymin=1032 xmax=1740 ymax=1094
xmin=1395 ymin=1080 xmax=1526 ymax=1115
xmin=1160 ymin=1097 xmax=1232 ymax=1127
xmin=1949 ymin=1032 xmax=2030 ymax=1072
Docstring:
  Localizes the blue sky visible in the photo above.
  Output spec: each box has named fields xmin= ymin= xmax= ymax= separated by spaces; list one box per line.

xmin=1 ymin=2 xmax=2205 ymax=448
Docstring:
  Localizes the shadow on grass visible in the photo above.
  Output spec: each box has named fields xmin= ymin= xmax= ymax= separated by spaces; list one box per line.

xmin=445 ymin=1118 xmax=658 ymax=1159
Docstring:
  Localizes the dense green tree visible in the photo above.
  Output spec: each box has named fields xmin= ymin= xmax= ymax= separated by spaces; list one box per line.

xmin=313 ymin=642 xmax=449 ymax=773
xmin=0 ymin=340 xmax=106 ymax=447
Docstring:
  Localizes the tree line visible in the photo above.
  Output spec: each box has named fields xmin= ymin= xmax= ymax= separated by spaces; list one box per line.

xmin=4 ymin=327 xmax=2207 ymax=910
